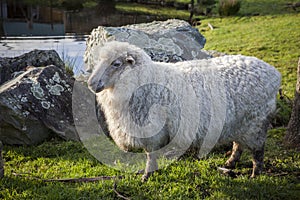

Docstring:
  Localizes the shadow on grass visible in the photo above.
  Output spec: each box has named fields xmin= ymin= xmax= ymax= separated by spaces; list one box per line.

xmin=0 ymin=174 xmax=116 ymax=199
xmin=218 ymin=175 xmax=299 ymax=199
xmin=3 ymin=138 xmax=92 ymax=162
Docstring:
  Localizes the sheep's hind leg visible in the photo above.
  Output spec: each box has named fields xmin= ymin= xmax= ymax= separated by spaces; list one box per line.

xmin=250 ymin=118 xmax=268 ymax=178
xmin=251 ymin=145 xmax=264 ymax=178
xmin=224 ymin=141 xmax=243 ymax=169
xmin=142 ymin=152 xmax=158 ymax=182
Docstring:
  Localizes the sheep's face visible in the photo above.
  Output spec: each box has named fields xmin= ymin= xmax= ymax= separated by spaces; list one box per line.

xmin=88 ymin=55 xmax=136 ymax=93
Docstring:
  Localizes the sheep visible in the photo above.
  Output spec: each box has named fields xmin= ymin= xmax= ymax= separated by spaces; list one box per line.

xmin=87 ymin=41 xmax=281 ymax=181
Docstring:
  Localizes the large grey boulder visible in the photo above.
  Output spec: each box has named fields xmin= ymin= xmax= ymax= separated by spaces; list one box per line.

xmin=84 ymin=19 xmax=210 ymax=72
xmin=0 ymin=50 xmax=65 ymax=85
xmin=0 ymin=52 xmax=78 ymax=145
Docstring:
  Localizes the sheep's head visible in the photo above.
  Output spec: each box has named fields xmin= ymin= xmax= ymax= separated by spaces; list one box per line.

xmin=88 ymin=41 xmax=150 ymax=93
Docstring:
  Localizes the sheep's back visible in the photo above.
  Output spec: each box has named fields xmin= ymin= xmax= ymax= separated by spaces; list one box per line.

xmin=178 ymin=55 xmax=281 ymax=146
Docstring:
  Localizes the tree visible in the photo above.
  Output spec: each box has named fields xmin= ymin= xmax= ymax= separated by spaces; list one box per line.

xmin=96 ymin=0 xmax=116 ymax=15
xmin=189 ymin=0 xmax=216 ymax=24
xmin=189 ymin=0 xmax=195 ymax=24
xmin=196 ymin=0 xmax=216 ymax=15
xmin=285 ymin=58 xmax=300 ymax=150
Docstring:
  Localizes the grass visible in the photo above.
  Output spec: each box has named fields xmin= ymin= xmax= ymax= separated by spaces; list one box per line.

xmin=198 ymin=13 xmax=300 ymax=98
xmin=239 ymin=0 xmax=300 ymax=15
xmin=1 ymin=129 xmax=299 ymax=199
xmin=116 ymin=3 xmax=190 ymax=20
xmin=1 ymin=0 xmax=300 ymax=199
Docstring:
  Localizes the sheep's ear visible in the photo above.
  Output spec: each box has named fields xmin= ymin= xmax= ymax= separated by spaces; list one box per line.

xmin=126 ymin=55 xmax=135 ymax=65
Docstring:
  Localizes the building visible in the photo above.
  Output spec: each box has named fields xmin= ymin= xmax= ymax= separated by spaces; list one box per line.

xmin=0 ymin=0 xmax=65 ymax=36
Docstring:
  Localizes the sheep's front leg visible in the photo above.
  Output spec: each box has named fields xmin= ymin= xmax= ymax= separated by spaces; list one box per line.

xmin=142 ymin=152 xmax=158 ymax=182
xmin=224 ymin=141 xmax=243 ymax=169
xmin=251 ymin=145 xmax=264 ymax=178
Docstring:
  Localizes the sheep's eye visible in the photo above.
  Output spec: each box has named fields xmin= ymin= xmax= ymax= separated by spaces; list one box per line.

xmin=111 ymin=60 xmax=122 ymax=68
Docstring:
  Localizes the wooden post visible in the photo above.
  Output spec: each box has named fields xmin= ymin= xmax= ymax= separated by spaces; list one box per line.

xmin=285 ymin=58 xmax=300 ymax=150
xmin=0 ymin=141 xmax=4 ymax=178
xmin=50 ymin=0 xmax=54 ymax=30
xmin=189 ymin=0 xmax=194 ymax=25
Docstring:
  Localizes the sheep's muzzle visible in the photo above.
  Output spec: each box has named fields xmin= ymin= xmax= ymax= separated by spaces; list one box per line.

xmin=95 ymin=80 xmax=104 ymax=93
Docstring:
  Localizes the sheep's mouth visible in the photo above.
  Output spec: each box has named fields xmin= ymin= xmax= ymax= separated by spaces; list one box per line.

xmin=95 ymin=81 xmax=104 ymax=93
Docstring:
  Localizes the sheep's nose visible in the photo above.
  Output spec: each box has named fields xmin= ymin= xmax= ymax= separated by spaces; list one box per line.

xmin=87 ymin=78 xmax=103 ymax=93
xmin=95 ymin=81 xmax=104 ymax=93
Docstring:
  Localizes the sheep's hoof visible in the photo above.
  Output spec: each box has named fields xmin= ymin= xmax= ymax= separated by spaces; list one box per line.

xmin=250 ymin=172 xmax=260 ymax=178
xmin=250 ymin=167 xmax=263 ymax=178
xmin=217 ymin=167 xmax=237 ymax=178
xmin=224 ymin=160 xmax=236 ymax=169
xmin=141 ymin=172 xmax=154 ymax=182
xmin=141 ymin=174 xmax=149 ymax=182
xmin=136 ymin=169 xmax=144 ymax=175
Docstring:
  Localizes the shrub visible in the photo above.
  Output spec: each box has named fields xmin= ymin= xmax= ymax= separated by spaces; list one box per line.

xmin=218 ymin=0 xmax=241 ymax=16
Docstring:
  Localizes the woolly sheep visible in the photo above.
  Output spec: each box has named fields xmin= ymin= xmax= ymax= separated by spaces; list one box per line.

xmin=87 ymin=41 xmax=281 ymax=180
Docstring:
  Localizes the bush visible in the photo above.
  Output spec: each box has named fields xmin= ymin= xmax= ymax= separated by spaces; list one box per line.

xmin=218 ymin=0 xmax=241 ymax=16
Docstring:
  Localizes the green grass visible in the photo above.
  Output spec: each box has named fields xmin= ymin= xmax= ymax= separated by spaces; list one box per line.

xmin=1 ymin=129 xmax=299 ymax=199
xmin=198 ymin=13 xmax=300 ymax=98
xmin=116 ymin=3 xmax=190 ymax=20
xmin=1 ymin=1 xmax=300 ymax=199
xmin=239 ymin=0 xmax=300 ymax=15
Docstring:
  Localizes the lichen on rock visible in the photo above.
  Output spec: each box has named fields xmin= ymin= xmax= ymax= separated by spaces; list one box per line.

xmin=41 ymin=101 xmax=51 ymax=109
xmin=0 ymin=51 xmax=78 ymax=145
xmin=0 ymin=50 xmax=65 ymax=85
xmin=31 ymin=82 xmax=45 ymax=100
xmin=48 ymin=84 xmax=65 ymax=96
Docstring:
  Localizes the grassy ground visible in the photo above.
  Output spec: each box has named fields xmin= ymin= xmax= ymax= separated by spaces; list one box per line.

xmin=1 ymin=0 xmax=300 ymax=199
xmin=199 ymin=13 xmax=300 ymax=98
xmin=115 ymin=3 xmax=190 ymax=19
xmin=1 ymin=129 xmax=299 ymax=199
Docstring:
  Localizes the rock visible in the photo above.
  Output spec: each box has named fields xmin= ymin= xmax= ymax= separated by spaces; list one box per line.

xmin=84 ymin=19 xmax=210 ymax=72
xmin=72 ymin=80 xmax=110 ymax=140
xmin=0 ymin=141 xmax=3 ymax=178
xmin=0 ymin=63 xmax=78 ymax=145
xmin=0 ymin=50 xmax=78 ymax=145
xmin=0 ymin=50 xmax=65 ymax=85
